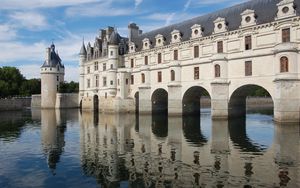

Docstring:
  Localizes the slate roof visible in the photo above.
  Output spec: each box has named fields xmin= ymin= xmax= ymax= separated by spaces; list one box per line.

xmin=80 ymin=41 xmax=87 ymax=56
xmin=42 ymin=44 xmax=64 ymax=68
xmin=132 ymin=0 xmax=300 ymax=51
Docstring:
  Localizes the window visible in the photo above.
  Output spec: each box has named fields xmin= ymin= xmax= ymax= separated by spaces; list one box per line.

xmin=94 ymin=62 xmax=99 ymax=71
xmin=131 ymin=59 xmax=134 ymax=68
xmin=110 ymin=64 xmax=113 ymax=69
xmin=282 ymin=28 xmax=290 ymax=43
xmin=194 ymin=46 xmax=199 ymax=58
xmin=170 ymin=70 xmax=175 ymax=81
xmin=87 ymin=67 xmax=90 ymax=74
xmin=57 ymin=76 xmax=59 ymax=82
xmin=131 ymin=75 xmax=134 ymax=85
xmin=245 ymin=35 xmax=252 ymax=50
xmin=110 ymin=80 xmax=113 ymax=85
xmin=194 ymin=67 xmax=199 ymax=80
xmin=280 ymin=56 xmax=289 ymax=72
xmin=110 ymin=51 xmax=113 ymax=56
xmin=157 ymin=71 xmax=162 ymax=82
xmin=144 ymin=56 xmax=148 ymax=65
xmin=95 ymin=75 xmax=99 ymax=87
xmin=158 ymin=53 xmax=162 ymax=64
xmin=126 ymin=78 xmax=129 ymax=85
xmin=217 ymin=41 xmax=223 ymax=53
xmin=103 ymin=63 xmax=106 ymax=71
xmin=87 ymin=79 xmax=91 ymax=88
xmin=174 ymin=50 xmax=178 ymax=60
xmin=117 ymin=79 xmax=120 ymax=86
xmin=215 ymin=64 xmax=221 ymax=78
xmin=103 ymin=77 xmax=107 ymax=87
xmin=141 ymin=73 xmax=145 ymax=83
xmin=57 ymin=85 xmax=59 ymax=92
xmin=245 ymin=61 xmax=252 ymax=76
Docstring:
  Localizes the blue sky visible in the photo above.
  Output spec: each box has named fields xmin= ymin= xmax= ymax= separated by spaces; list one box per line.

xmin=0 ymin=0 xmax=244 ymax=81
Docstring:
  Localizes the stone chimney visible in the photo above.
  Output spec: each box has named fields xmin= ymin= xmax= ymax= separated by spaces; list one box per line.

xmin=128 ymin=23 xmax=142 ymax=42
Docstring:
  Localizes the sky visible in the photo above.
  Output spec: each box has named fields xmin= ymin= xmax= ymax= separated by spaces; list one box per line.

xmin=0 ymin=0 xmax=245 ymax=82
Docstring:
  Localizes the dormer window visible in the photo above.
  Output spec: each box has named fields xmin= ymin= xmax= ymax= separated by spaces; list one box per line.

xmin=155 ymin=34 xmax=164 ymax=47
xmin=191 ymin=24 xmax=202 ymax=39
xmin=276 ymin=0 xmax=296 ymax=20
xmin=240 ymin=9 xmax=256 ymax=28
xmin=143 ymin=38 xmax=151 ymax=50
xmin=129 ymin=42 xmax=136 ymax=53
xmin=214 ymin=17 xmax=227 ymax=34
xmin=171 ymin=30 xmax=181 ymax=43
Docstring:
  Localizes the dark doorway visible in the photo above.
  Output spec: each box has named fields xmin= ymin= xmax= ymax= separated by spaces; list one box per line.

xmin=151 ymin=89 xmax=168 ymax=115
xmin=93 ymin=95 xmax=99 ymax=112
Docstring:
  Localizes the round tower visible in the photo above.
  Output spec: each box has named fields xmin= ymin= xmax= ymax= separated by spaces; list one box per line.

xmin=107 ymin=30 xmax=120 ymax=96
xmin=79 ymin=41 xmax=87 ymax=97
xmin=41 ymin=43 xmax=65 ymax=108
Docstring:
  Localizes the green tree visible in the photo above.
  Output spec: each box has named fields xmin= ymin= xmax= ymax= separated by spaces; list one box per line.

xmin=59 ymin=81 xmax=79 ymax=93
xmin=0 ymin=67 xmax=25 ymax=97
xmin=19 ymin=79 xmax=41 ymax=96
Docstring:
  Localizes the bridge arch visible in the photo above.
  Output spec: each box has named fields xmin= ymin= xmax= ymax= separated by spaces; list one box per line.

xmin=182 ymin=86 xmax=211 ymax=116
xmin=151 ymin=88 xmax=168 ymax=114
xmin=229 ymin=84 xmax=274 ymax=118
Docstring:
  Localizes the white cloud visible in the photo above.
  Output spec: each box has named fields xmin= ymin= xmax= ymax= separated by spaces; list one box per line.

xmin=0 ymin=24 xmax=17 ymax=41
xmin=184 ymin=0 xmax=192 ymax=11
xmin=135 ymin=0 xmax=143 ymax=8
xmin=66 ymin=1 xmax=134 ymax=17
xmin=9 ymin=11 xmax=48 ymax=30
xmin=0 ymin=0 xmax=101 ymax=10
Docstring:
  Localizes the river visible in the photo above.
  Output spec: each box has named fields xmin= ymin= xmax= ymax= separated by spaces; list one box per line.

xmin=0 ymin=109 xmax=299 ymax=187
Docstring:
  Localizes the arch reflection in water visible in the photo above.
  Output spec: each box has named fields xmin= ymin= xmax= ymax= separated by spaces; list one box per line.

xmin=41 ymin=109 xmax=66 ymax=174
xmin=78 ymin=112 xmax=300 ymax=187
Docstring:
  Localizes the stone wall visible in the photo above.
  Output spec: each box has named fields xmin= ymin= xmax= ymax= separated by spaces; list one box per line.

xmin=55 ymin=93 xmax=79 ymax=109
xmin=0 ymin=97 xmax=31 ymax=111
xmin=31 ymin=93 xmax=79 ymax=109
xmin=31 ymin=95 xmax=41 ymax=108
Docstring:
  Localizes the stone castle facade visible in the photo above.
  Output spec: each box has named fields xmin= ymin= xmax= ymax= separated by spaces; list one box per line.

xmin=79 ymin=0 xmax=300 ymax=123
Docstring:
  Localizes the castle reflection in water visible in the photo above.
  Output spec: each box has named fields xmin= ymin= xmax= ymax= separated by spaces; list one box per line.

xmin=34 ymin=109 xmax=300 ymax=187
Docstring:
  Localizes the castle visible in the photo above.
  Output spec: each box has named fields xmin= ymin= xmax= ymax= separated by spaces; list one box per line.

xmin=41 ymin=0 xmax=298 ymax=123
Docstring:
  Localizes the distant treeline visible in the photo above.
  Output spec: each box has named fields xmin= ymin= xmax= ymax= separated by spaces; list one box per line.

xmin=0 ymin=66 xmax=78 ymax=98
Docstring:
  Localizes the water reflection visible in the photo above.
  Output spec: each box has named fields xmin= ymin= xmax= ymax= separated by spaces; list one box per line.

xmin=41 ymin=110 xmax=66 ymax=174
xmin=1 ymin=109 xmax=299 ymax=187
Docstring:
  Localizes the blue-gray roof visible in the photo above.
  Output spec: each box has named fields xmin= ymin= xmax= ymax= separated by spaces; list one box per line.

xmin=42 ymin=44 xmax=64 ymax=68
xmin=132 ymin=0 xmax=300 ymax=51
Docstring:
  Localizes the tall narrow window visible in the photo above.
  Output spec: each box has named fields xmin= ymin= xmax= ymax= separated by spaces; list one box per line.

xmin=131 ymin=75 xmax=134 ymax=85
xmin=215 ymin=64 xmax=221 ymax=78
xmin=170 ymin=70 xmax=175 ymax=81
xmin=144 ymin=56 xmax=148 ymax=65
xmin=131 ymin=59 xmax=134 ymax=68
xmin=94 ymin=62 xmax=98 ymax=71
xmin=103 ymin=63 xmax=106 ymax=71
xmin=282 ymin=28 xmax=290 ymax=43
xmin=126 ymin=78 xmax=129 ymax=85
xmin=245 ymin=35 xmax=252 ymax=50
xmin=87 ymin=67 xmax=90 ymax=74
xmin=87 ymin=79 xmax=91 ymax=88
xmin=194 ymin=46 xmax=199 ymax=58
xmin=157 ymin=71 xmax=162 ymax=82
xmin=158 ymin=53 xmax=162 ymax=64
xmin=174 ymin=50 xmax=178 ymax=60
xmin=57 ymin=76 xmax=59 ymax=82
xmin=280 ymin=56 xmax=289 ymax=72
xmin=217 ymin=41 xmax=223 ymax=53
xmin=245 ymin=61 xmax=252 ymax=76
xmin=194 ymin=67 xmax=199 ymax=80
xmin=103 ymin=77 xmax=107 ymax=87
xmin=95 ymin=75 xmax=99 ymax=87
xmin=141 ymin=73 xmax=145 ymax=83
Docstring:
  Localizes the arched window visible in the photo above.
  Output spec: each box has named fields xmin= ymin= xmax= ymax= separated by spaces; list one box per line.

xmin=141 ymin=73 xmax=145 ymax=83
xmin=280 ymin=56 xmax=289 ymax=72
xmin=215 ymin=64 xmax=221 ymax=78
xmin=170 ymin=70 xmax=175 ymax=81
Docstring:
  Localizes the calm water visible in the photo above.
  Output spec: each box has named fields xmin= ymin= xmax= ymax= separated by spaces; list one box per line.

xmin=0 ymin=109 xmax=299 ymax=188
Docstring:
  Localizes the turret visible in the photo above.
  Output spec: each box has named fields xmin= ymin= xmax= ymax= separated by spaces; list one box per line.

xmin=41 ymin=43 xmax=65 ymax=108
xmin=79 ymin=40 xmax=86 ymax=95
